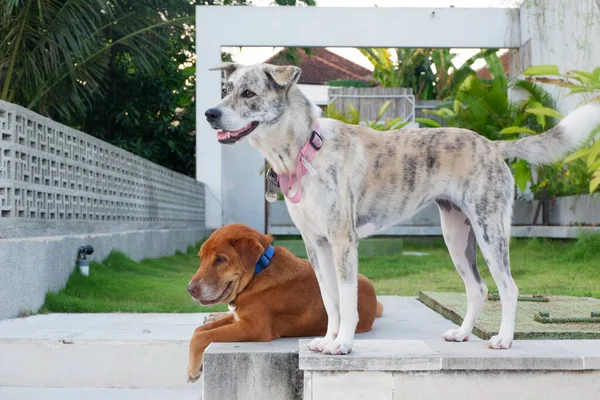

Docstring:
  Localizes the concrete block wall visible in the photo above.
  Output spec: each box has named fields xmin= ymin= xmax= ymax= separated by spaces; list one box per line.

xmin=0 ymin=101 xmax=208 ymax=319
xmin=0 ymin=100 xmax=204 ymax=238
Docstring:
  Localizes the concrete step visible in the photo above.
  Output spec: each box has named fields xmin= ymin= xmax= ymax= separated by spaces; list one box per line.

xmin=0 ymin=388 xmax=200 ymax=400
xmin=300 ymin=339 xmax=600 ymax=400
xmin=201 ymin=296 xmax=466 ymax=400
xmin=0 ymin=313 xmax=207 ymax=389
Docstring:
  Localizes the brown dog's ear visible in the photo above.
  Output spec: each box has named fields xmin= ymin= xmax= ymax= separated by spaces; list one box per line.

xmin=209 ymin=62 xmax=242 ymax=76
xmin=231 ymin=237 xmax=266 ymax=273
xmin=264 ymin=65 xmax=302 ymax=89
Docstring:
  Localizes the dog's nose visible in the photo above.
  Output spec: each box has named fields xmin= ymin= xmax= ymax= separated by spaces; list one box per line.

xmin=205 ymin=108 xmax=222 ymax=123
xmin=187 ymin=284 xmax=200 ymax=298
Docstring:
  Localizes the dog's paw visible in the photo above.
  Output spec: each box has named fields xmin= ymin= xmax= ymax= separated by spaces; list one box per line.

xmin=203 ymin=312 xmax=228 ymax=324
xmin=187 ymin=363 xmax=203 ymax=383
xmin=442 ymin=328 xmax=469 ymax=342
xmin=321 ymin=339 xmax=352 ymax=355
xmin=488 ymin=334 xmax=513 ymax=349
xmin=309 ymin=336 xmax=333 ymax=352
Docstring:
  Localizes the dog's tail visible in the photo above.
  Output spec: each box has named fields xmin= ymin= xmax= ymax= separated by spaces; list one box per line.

xmin=498 ymin=103 xmax=600 ymax=165
xmin=375 ymin=301 xmax=384 ymax=318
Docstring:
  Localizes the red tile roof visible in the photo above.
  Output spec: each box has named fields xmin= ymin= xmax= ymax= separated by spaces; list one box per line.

xmin=265 ymin=48 xmax=373 ymax=85
xmin=476 ymin=51 xmax=510 ymax=80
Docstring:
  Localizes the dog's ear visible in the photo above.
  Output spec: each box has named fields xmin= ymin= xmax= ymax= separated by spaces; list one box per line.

xmin=209 ymin=62 xmax=242 ymax=75
xmin=265 ymin=65 xmax=302 ymax=89
xmin=231 ymin=236 xmax=266 ymax=273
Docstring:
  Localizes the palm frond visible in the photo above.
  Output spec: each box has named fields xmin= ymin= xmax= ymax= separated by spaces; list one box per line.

xmin=1 ymin=0 xmax=189 ymax=120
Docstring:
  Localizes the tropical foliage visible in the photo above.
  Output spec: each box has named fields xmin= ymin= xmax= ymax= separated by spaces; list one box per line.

xmin=325 ymin=101 xmax=410 ymax=131
xmin=0 ymin=0 xmax=195 ymax=121
xmin=1 ymin=0 xmax=313 ymax=176
xmin=517 ymin=65 xmax=600 ymax=194
xmin=359 ymin=48 xmax=497 ymax=100
xmin=419 ymin=53 xmax=595 ymax=197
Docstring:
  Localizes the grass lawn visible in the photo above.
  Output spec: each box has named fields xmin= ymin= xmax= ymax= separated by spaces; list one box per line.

xmin=42 ymin=234 xmax=600 ymax=314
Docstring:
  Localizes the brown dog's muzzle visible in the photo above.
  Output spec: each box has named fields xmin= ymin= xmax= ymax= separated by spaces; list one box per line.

xmin=187 ymin=283 xmax=201 ymax=298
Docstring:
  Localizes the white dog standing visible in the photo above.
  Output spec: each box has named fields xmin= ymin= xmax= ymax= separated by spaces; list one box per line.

xmin=204 ymin=62 xmax=600 ymax=354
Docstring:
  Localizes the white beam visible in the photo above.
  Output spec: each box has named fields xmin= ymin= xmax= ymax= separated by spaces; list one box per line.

xmin=196 ymin=6 xmax=521 ymax=49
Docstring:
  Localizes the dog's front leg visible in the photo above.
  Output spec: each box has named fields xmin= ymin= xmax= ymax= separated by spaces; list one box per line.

xmin=303 ymin=236 xmax=341 ymax=352
xmin=187 ymin=318 xmax=270 ymax=383
xmin=321 ymin=231 xmax=359 ymax=355
xmin=187 ymin=314 xmax=235 ymax=382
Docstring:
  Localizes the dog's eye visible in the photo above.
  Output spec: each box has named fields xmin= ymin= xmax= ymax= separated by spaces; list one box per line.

xmin=242 ymin=90 xmax=256 ymax=98
xmin=222 ymin=87 xmax=227 ymax=96
xmin=214 ymin=256 xmax=227 ymax=266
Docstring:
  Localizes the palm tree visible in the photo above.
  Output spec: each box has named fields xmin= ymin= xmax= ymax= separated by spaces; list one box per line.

xmin=0 ymin=0 xmax=193 ymax=121
xmin=359 ymin=48 xmax=497 ymax=101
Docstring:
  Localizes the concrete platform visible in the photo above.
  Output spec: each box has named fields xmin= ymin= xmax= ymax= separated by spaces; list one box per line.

xmin=7 ymin=296 xmax=598 ymax=400
xmin=0 ymin=313 xmax=206 ymax=389
xmin=0 ymin=388 xmax=200 ymax=400
xmin=201 ymin=296 xmax=471 ymax=400
xmin=299 ymin=338 xmax=600 ymax=400
xmin=0 ymin=297 xmax=460 ymax=394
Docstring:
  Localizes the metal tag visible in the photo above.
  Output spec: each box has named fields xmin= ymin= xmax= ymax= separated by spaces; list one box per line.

xmin=265 ymin=167 xmax=279 ymax=202
xmin=265 ymin=190 xmax=278 ymax=203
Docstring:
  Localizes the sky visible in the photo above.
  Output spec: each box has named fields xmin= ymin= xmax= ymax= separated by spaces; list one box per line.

xmin=224 ymin=0 xmax=519 ymax=70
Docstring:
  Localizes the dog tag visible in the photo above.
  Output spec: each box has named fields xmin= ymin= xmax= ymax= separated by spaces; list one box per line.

xmin=265 ymin=167 xmax=279 ymax=203
xmin=265 ymin=190 xmax=278 ymax=203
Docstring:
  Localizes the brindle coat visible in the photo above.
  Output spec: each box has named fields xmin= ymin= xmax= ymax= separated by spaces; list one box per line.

xmin=204 ymin=62 xmax=600 ymax=354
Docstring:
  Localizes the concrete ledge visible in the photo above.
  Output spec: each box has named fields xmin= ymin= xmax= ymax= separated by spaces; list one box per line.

xmin=510 ymin=225 xmax=600 ymax=238
xmin=304 ymin=370 xmax=600 ymax=400
xmin=202 ymin=341 xmax=303 ymax=400
xmin=0 ymin=388 xmax=201 ymax=400
xmin=0 ymin=313 xmax=208 ymax=389
xmin=300 ymin=339 xmax=600 ymax=372
xmin=299 ymin=340 xmax=441 ymax=371
xmin=0 ymin=228 xmax=211 ymax=320
xmin=270 ymin=225 xmax=600 ymax=238
xmin=202 ymin=297 xmax=463 ymax=400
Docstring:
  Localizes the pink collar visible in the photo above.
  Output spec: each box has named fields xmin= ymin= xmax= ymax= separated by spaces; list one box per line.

xmin=277 ymin=124 xmax=323 ymax=204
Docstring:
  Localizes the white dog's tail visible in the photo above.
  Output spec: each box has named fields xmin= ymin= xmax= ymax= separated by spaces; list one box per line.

xmin=499 ymin=104 xmax=600 ymax=165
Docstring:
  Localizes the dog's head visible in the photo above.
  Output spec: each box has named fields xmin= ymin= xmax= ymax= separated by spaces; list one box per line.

xmin=204 ymin=62 xmax=309 ymax=144
xmin=187 ymin=224 xmax=274 ymax=305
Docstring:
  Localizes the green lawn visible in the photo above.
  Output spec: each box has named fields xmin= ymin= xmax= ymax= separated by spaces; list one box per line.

xmin=42 ymin=234 xmax=600 ymax=313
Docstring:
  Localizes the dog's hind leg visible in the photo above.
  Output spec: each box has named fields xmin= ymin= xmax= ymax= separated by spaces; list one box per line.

xmin=303 ymin=235 xmax=342 ymax=352
xmin=436 ymin=200 xmax=488 ymax=342
xmin=468 ymin=197 xmax=518 ymax=349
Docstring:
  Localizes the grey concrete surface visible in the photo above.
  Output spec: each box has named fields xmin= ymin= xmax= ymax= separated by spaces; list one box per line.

xmin=300 ymin=338 xmax=600 ymax=372
xmin=0 ymin=313 xmax=208 ymax=341
xmin=202 ymin=345 xmax=303 ymax=400
xmin=0 ymin=297 xmax=460 ymax=392
xmin=0 ymin=388 xmax=201 ymax=400
xmin=305 ymin=370 xmax=600 ymax=400
xmin=0 ymin=228 xmax=210 ymax=320
xmin=299 ymin=340 xmax=441 ymax=371
xmin=0 ymin=313 xmax=210 ymax=389
xmin=202 ymin=296 xmax=463 ymax=400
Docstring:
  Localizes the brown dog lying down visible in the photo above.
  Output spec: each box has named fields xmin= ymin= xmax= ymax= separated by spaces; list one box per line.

xmin=186 ymin=223 xmax=383 ymax=382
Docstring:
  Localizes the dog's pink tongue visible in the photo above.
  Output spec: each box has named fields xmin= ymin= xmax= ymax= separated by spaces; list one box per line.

xmin=217 ymin=123 xmax=252 ymax=139
xmin=217 ymin=131 xmax=229 ymax=140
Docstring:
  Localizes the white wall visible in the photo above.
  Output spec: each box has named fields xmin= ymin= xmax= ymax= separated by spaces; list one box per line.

xmin=519 ymin=0 xmax=600 ymax=113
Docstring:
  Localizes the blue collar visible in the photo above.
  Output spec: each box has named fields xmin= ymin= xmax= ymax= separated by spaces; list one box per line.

xmin=254 ymin=245 xmax=275 ymax=276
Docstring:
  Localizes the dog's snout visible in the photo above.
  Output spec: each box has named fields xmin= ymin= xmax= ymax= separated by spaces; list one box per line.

xmin=205 ymin=108 xmax=222 ymax=123
xmin=187 ymin=283 xmax=200 ymax=297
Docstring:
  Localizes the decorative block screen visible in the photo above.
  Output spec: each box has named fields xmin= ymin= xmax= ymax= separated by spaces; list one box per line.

xmin=0 ymin=101 xmax=204 ymax=238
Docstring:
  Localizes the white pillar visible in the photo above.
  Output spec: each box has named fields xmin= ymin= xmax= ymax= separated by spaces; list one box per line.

xmin=195 ymin=40 xmax=223 ymax=229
